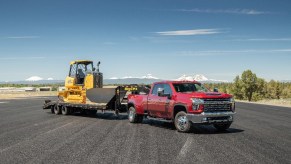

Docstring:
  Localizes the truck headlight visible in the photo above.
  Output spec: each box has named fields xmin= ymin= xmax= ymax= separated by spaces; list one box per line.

xmin=192 ymin=98 xmax=204 ymax=110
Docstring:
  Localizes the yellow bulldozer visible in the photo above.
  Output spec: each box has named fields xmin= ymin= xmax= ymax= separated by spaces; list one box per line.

xmin=43 ymin=60 xmax=148 ymax=116
xmin=58 ymin=60 xmax=103 ymax=104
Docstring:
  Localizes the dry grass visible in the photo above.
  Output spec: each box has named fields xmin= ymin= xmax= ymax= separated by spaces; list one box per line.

xmin=238 ymin=99 xmax=291 ymax=108
xmin=0 ymin=91 xmax=58 ymax=99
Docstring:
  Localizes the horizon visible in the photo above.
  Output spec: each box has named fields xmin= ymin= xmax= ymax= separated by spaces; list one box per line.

xmin=1 ymin=73 xmax=290 ymax=83
xmin=0 ymin=0 xmax=290 ymax=82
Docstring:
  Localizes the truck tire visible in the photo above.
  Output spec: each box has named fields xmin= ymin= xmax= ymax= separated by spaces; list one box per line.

xmin=174 ymin=111 xmax=192 ymax=133
xmin=61 ymin=106 xmax=70 ymax=115
xmin=214 ymin=123 xmax=231 ymax=131
xmin=128 ymin=107 xmax=143 ymax=123
xmin=54 ymin=105 xmax=61 ymax=115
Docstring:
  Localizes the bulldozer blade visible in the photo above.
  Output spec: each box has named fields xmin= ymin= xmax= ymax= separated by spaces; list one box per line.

xmin=86 ymin=88 xmax=117 ymax=104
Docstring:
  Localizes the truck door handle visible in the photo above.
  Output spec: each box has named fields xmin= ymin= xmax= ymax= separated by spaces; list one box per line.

xmin=148 ymin=98 xmax=152 ymax=101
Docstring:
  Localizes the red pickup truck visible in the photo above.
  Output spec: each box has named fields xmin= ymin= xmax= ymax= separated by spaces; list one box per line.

xmin=127 ymin=81 xmax=235 ymax=133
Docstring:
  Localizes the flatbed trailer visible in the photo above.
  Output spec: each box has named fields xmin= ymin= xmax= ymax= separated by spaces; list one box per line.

xmin=43 ymin=85 xmax=150 ymax=116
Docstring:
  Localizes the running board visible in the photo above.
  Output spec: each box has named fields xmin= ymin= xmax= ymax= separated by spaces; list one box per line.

xmin=147 ymin=116 xmax=173 ymax=123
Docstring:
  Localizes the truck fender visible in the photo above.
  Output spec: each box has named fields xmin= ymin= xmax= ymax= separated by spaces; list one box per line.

xmin=127 ymin=102 xmax=135 ymax=111
xmin=172 ymin=104 xmax=188 ymax=118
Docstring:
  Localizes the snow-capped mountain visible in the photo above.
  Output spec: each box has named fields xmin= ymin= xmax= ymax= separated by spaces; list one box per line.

xmin=109 ymin=74 xmax=159 ymax=80
xmin=105 ymin=74 xmax=161 ymax=84
xmin=194 ymin=74 xmax=208 ymax=81
xmin=177 ymin=75 xmax=195 ymax=81
xmin=25 ymin=76 xmax=43 ymax=81
xmin=141 ymin=74 xmax=159 ymax=79
xmin=177 ymin=74 xmax=228 ymax=83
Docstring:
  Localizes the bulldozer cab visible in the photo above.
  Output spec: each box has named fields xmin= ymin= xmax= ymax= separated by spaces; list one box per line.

xmin=66 ymin=60 xmax=94 ymax=87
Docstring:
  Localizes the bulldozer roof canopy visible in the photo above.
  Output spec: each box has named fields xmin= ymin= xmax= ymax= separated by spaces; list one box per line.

xmin=70 ymin=60 xmax=93 ymax=65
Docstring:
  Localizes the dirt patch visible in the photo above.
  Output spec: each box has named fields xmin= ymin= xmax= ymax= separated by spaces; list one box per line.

xmin=237 ymin=99 xmax=291 ymax=108
xmin=0 ymin=91 xmax=58 ymax=99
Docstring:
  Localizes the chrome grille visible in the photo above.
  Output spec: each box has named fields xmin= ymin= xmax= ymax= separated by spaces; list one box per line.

xmin=203 ymin=99 xmax=231 ymax=112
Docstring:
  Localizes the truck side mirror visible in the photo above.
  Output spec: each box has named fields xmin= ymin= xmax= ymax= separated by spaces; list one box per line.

xmin=213 ymin=88 xmax=219 ymax=92
xmin=158 ymin=88 xmax=172 ymax=99
xmin=157 ymin=88 xmax=164 ymax=97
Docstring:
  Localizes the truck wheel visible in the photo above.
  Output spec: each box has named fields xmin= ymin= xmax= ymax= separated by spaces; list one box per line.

xmin=128 ymin=107 xmax=142 ymax=123
xmin=214 ymin=123 xmax=231 ymax=131
xmin=51 ymin=105 xmax=55 ymax=114
xmin=174 ymin=111 xmax=192 ymax=133
xmin=54 ymin=105 xmax=61 ymax=115
xmin=61 ymin=106 xmax=70 ymax=115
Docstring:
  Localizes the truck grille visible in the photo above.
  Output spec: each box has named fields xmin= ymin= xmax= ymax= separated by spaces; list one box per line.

xmin=203 ymin=99 xmax=231 ymax=112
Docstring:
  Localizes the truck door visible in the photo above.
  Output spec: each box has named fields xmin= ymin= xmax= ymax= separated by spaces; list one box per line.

xmin=147 ymin=83 xmax=172 ymax=118
xmin=147 ymin=84 xmax=162 ymax=117
xmin=159 ymin=84 xmax=172 ymax=119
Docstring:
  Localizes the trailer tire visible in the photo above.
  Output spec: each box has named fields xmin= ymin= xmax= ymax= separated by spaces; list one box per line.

xmin=54 ymin=105 xmax=61 ymax=115
xmin=61 ymin=106 xmax=70 ymax=115
xmin=174 ymin=111 xmax=192 ymax=133
xmin=128 ymin=107 xmax=143 ymax=123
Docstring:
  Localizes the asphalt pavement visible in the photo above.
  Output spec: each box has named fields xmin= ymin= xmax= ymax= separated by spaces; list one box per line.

xmin=0 ymin=97 xmax=290 ymax=164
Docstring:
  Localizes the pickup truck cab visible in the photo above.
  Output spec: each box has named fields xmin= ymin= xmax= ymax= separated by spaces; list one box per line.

xmin=127 ymin=81 xmax=235 ymax=133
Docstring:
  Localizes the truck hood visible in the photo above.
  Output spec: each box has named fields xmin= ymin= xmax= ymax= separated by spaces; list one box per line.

xmin=178 ymin=92 xmax=232 ymax=99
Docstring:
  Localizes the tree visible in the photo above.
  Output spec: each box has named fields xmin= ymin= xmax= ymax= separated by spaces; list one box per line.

xmin=241 ymin=70 xmax=258 ymax=101
xmin=252 ymin=78 xmax=267 ymax=101
xmin=268 ymin=80 xmax=283 ymax=99
xmin=232 ymin=75 xmax=244 ymax=99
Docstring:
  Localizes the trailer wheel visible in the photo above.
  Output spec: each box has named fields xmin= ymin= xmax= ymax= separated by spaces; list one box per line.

xmin=61 ymin=106 xmax=70 ymax=115
xmin=128 ymin=107 xmax=143 ymax=123
xmin=50 ymin=105 xmax=55 ymax=114
xmin=54 ymin=105 xmax=61 ymax=115
xmin=174 ymin=111 xmax=192 ymax=133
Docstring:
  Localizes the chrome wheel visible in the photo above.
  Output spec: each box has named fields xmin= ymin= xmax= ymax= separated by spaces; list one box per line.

xmin=177 ymin=115 xmax=188 ymax=130
xmin=174 ymin=111 xmax=192 ymax=133
xmin=128 ymin=107 xmax=135 ymax=122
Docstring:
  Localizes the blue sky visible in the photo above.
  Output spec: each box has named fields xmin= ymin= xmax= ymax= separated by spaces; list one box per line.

xmin=0 ymin=0 xmax=291 ymax=81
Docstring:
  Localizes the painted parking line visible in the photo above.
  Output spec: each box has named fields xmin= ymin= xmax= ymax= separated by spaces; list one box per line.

xmin=0 ymin=102 xmax=9 ymax=104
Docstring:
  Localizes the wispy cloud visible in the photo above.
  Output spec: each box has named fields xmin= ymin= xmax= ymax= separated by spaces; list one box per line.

xmin=177 ymin=8 xmax=268 ymax=15
xmin=7 ymin=36 xmax=40 ymax=39
xmin=233 ymin=38 xmax=291 ymax=41
xmin=156 ymin=29 xmax=221 ymax=36
xmin=177 ymin=49 xmax=291 ymax=56
xmin=0 ymin=57 xmax=45 ymax=60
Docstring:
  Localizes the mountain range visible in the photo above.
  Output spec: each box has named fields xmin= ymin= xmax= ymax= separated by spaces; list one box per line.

xmin=0 ymin=74 xmax=229 ymax=84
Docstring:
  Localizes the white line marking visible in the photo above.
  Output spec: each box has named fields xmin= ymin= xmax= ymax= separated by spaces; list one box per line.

xmin=0 ymin=102 xmax=8 ymax=104
xmin=45 ymin=122 xmax=74 ymax=134
xmin=178 ymin=137 xmax=193 ymax=158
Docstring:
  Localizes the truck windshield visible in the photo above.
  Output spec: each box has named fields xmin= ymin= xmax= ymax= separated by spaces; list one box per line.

xmin=173 ymin=83 xmax=209 ymax=93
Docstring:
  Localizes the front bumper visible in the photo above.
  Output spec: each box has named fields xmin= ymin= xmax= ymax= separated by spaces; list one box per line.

xmin=186 ymin=111 xmax=235 ymax=124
